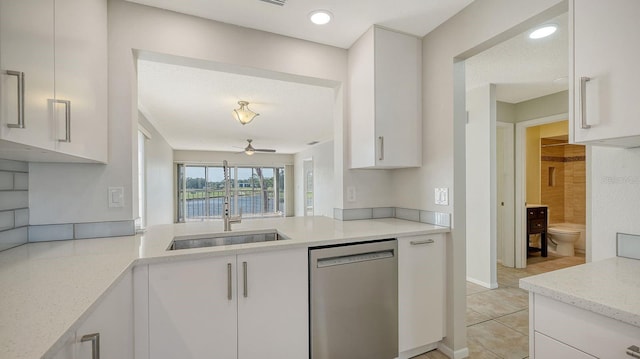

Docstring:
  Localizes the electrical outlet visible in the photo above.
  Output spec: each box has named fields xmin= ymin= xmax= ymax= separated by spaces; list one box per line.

xmin=435 ymin=188 xmax=449 ymax=205
xmin=347 ymin=186 xmax=356 ymax=202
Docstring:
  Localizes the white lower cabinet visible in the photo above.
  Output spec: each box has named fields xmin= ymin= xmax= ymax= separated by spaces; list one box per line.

xmin=47 ymin=270 xmax=134 ymax=359
xmin=398 ymin=234 xmax=445 ymax=357
xmin=531 ymin=293 xmax=640 ymax=358
xmin=148 ymin=248 xmax=308 ymax=359
xmin=534 ymin=332 xmax=595 ymax=359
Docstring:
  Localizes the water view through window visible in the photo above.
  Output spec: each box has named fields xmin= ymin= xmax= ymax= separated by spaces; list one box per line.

xmin=177 ymin=164 xmax=285 ymax=221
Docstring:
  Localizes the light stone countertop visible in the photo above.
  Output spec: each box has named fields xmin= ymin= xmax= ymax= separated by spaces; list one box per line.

xmin=0 ymin=216 xmax=448 ymax=359
xmin=519 ymin=256 xmax=640 ymax=327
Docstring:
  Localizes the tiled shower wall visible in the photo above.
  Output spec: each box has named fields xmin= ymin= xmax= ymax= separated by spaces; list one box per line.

xmin=0 ymin=160 xmax=29 ymax=251
xmin=541 ymin=140 xmax=586 ymax=225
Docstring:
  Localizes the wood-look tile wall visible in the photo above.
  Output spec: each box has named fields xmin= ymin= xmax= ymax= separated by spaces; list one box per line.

xmin=564 ymin=145 xmax=586 ymax=225
xmin=540 ymin=141 xmax=585 ymax=225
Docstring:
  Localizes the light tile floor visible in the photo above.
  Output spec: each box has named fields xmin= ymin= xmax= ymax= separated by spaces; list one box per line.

xmin=414 ymin=255 xmax=586 ymax=359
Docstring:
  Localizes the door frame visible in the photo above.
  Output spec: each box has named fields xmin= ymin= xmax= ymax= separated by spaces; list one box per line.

xmin=514 ymin=113 xmax=568 ymax=268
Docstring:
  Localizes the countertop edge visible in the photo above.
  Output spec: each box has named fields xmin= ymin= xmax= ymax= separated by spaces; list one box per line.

xmin=519 ymin=258 xmax=640 ymax=328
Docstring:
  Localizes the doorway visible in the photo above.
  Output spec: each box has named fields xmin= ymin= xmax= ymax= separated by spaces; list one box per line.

xmin=465 ymin=11 xmax=569 ymax=285
xmin=515 ymin=115 xmax=587 ymax=267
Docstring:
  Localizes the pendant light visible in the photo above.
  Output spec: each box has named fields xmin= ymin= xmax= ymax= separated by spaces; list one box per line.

xmin=232 ymin=101 xmax=259 ymax=125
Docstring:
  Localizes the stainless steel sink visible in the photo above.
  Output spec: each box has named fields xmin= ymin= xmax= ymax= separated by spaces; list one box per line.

xmin=168 ymin=231 xmax=288 ymax=250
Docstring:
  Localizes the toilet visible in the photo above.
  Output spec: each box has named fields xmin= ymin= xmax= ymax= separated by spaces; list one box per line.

xmin=547 ymin=226 xmax=581 ymax=256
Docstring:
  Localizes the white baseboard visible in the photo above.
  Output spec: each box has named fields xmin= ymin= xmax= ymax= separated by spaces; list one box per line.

xmin=398 ymin=342 xmax=438 ymax=359
xmin=466 ymin=276 xmax=498 ymax=289
xmin=438 ymin=342 xmax=470 ymax=359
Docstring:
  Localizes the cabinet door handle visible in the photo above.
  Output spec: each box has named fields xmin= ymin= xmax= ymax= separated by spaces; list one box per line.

xmin=378 ymin=136 xmax=384 ymax=161
xmin=80 ymin=333 xmax=100 ymax=359
xmin=410 ymin=239 xmax=435 ymax=246
xmin=4 ymin=70 xmax=25 ymax=129
xmin=227 ymin=263 xmax=232 ymax=300
xmin=242 ymin=261 xmax=248 ymax=298
xmin=627 ymin=345 xmax=640 ymax=358
xmin=579 ymin=76 xmax=591 ymax=129
xmin=54 ymin=99 xmax=71 ymax=142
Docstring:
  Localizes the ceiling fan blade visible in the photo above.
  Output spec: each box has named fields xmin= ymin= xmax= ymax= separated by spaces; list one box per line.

xmin=255 ymin=148 xmax=276 ymax=153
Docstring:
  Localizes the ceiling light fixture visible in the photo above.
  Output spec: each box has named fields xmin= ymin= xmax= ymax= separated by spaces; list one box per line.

xmin=309 ymin=10 xmax=332 ymax=25
xmin=232 ymin=101 xmax=259 ymax=125
xmin=529 ymin=24 xmax=558 ymax=39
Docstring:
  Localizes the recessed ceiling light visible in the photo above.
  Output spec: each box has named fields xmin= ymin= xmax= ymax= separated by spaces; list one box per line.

xmin=309 ymin=10 xmax=332 ymax=25
xmin=529 ymin=24 xmax=558 ymax=39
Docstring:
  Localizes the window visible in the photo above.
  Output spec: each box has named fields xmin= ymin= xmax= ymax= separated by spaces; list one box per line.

xmin=303 ymin=159 xmax=314 ymax=216
xmin=177 ymin=164 xmax=285 ymax=222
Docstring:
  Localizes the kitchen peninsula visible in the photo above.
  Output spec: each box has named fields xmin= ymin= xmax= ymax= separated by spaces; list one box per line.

xmin=0 ymin=216 xmax=448 ymax=359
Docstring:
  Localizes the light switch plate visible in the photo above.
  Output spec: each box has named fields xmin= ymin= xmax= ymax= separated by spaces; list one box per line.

xmin=435 ymin=188 xmax=449 ymax=205
xmin=108 ymin=187 xmax=124 ymax=208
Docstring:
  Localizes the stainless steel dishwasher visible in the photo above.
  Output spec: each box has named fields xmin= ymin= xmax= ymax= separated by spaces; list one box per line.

xmin=309 ymin=239 xmax=398 ymax=359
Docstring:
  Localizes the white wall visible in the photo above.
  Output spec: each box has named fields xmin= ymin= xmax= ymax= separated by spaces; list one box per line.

xmin=294 ymin=141 xmax=334 ymax=217
xmin=590 ymin=147 xmax=640 ymax=261
xmin=391 ymin=0 xmax=567 ymax=354
xmin=27 ymin=0 xmax=393 ymax=226
xmin=138 ymin=113 xmax=174 ymax=227
xmin=465 ymin=84 xmax=497 ymax=289
xmin=515 ymin=90 xmax=568 ymax=123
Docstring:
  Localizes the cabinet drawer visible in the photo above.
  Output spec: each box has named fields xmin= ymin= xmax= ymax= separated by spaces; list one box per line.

xmin=528 ymin=219 xmax=546 ymax=234
xmin=527 ymin=208 xmax=547 ymax=219
xmin=534 ymin=294 xmax=640 ymax=358
xmin=534 ymin=332 xmax=595 ymax=359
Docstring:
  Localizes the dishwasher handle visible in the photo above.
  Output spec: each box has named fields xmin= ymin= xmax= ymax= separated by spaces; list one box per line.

xmin=316 ymin=249 xmax=394 ymax=268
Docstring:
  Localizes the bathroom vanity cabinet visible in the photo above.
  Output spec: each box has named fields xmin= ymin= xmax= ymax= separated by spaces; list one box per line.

xmin=527 ymin=206 xmax=548 ymax=257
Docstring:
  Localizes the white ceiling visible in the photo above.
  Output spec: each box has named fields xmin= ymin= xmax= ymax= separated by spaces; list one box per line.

xmin=125 ymin=0 xmax=475 ymax=49
xmin=138 ymin=59 xmax=335 ymax=154
xmin=466 ymin=13 xmax=568 ymax=104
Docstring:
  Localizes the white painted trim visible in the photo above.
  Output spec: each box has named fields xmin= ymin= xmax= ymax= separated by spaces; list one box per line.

xmin=138 ymin=124 xmax=152 ymax=140
xmin=514 ymin=113 xmax=568 ymax=268
xmin=438 ymin=342 xmax=470 ymax=359
xmin=466 ymin=276 xmax=498 ymax=289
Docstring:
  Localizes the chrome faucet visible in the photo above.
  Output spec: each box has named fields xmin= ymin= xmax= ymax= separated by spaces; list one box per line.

xmin=223 ymin=160 xmax=241 ymax=231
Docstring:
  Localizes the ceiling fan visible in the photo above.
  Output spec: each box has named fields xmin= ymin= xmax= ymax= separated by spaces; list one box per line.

xmin=238 ymin=139 xmax=276 ymax=155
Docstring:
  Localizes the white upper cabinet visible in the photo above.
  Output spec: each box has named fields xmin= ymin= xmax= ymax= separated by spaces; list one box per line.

xmin=53 ymin=0 xmax=108 ymax=162
xmin=570 ymin=0 xmax=640 ymax=147
xmin=0 ymin=0 xmax=55 ymax=151
xmin=0 ymin=0 xmax=107 ymax=162
xmin=349 ymin=26 xmax=422 ymax=169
